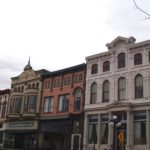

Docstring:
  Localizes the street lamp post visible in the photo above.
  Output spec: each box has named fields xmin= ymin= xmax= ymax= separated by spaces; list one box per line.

xmin=109 ymin=115 xmax=121 ymax=150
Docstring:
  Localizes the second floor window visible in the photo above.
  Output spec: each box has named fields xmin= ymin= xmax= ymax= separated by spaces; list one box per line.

xmin=58 ymin=94 xmax=69 ymax=112
xmin=10 ymin=98 xmax=22 ymax=114
xmin=118 ymin=77 xmax=126 ymax=100
xmin=90 ymin=83 xmax=97 ymax=104
xmin=134 ymin=53 xmax=142 ymax=65
xmin=91 ymin=64 xmax=98 ymax=74
xmin=103 ymin=61 xmax=110 ymax=72
xmin=135 ymin=74 xmax=143 ymax=99
xmin=102 ymin=80 xmax=110 ymax=102
xmin=74 ymin=89 xmax=82 ymax=112
xmin=44 ymin=96 xmax=54 ymax=113
xmin=2 ymin=102 xmax=7 ymax=117
xmin=118 ymin=53 xmax=125 ymax=69
xmin=24 ymin=95 xmax=37 ymax=113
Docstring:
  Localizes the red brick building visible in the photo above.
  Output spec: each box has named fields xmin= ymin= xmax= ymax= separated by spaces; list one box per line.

xmin=39 ymin=63 xmax=86 ymax=150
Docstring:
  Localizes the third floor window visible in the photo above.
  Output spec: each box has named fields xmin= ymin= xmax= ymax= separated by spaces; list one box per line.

xmin=103 ymin=61 xmax=110 ymax=72
xmin=118 ymin=53 xmax=125 ymax=69
xmin=134 ymin=53 xmax=142 ymax=65
xmin=91 ymin=64 xmax=98 ymax=74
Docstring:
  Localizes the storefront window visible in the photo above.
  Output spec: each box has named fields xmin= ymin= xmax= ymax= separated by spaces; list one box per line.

xmin=101 ymin=114 xmax=109 ymax=144
xmin=134 ymin=111 xmax=146 ymax=145
xmin=88 ymin=115 xmax=98 ymax=144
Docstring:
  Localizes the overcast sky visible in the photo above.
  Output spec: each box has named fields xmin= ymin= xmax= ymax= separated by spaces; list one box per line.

xmin=0 ymin=0 xmax=150 ymax=90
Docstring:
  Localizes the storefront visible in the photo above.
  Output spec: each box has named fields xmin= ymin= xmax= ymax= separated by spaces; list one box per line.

xmin=4 ymin=121 xmax=38 ymax=149
xmin=39 ymin=119 xmax=72 ymax=150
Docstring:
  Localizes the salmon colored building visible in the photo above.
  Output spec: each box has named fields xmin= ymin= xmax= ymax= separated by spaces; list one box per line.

xmin=39 ymin=63 xmax=86 ymax=150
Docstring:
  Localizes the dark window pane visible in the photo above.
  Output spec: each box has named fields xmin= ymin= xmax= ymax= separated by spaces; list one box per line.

xmin=103 ymin=80 xmax=109 ymax=102
xmin=135 ymin=75 xmax=143 ymax=99
xmin=91 ymin=64 xmax=98 ymax=74
xmin=134 ymin=53 xmax=142 ymax=65
xmin=103 ymin=61 xmax=110 ymax=72
xmin=118 ymin=53 xmax=125 ymax=68
xmin=91 ymin=83 xmax=97 ymax=104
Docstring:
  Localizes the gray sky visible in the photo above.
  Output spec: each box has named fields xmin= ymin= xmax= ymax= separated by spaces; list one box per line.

xmin=0 ymin=0 xmax=150 ymax=90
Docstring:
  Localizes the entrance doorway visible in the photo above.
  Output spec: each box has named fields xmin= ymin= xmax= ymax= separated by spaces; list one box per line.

xmin=71 ymin=134 xmax=81 ymax=150
xmin=113 ymin=112 xmax=127 ymax=150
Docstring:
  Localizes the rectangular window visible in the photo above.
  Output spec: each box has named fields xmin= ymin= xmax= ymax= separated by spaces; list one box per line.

xmin=58 ymin=94 xmax=69 ymax=112
xmin=74 ymin=89 xmax=81 ymax=112
xmin=118 ymin=78 xmax=126 ymax=100
xmin=88 ymin=115 xmax=98 ymax=144
xmin=44 ymin=96 xmax=54 ymax=113
xmin=134 ymin=111 xmax=146 ymax=145
xmin=101 ymin=114 xmax=109 ymax=144
xmin=14 ymin=98 xmax=21 ymax=113
xmin=24 ymin=95 xmax=37 ymax=113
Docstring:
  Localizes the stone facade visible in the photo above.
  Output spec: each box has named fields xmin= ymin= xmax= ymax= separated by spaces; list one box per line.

xmin=84 ymin=36 xmax=150 ymax=150
xmin=3 ymin=60 xmax=49 ymax=149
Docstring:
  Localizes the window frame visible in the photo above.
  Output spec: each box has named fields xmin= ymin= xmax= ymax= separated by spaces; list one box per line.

xmin=43 ymin=96 xmax=54 ymax=113
xmin=134 ymin=53 xmax=142 ymax=65
xmin=58 ymin=94 xmax=69 ymax=112
xmin=91 ymin=64 xmax=98 ymax=74
xmin=135 ymin=74 xmax=143 ymax=99
xmin=102 ymin=80 xmax=110 ymax=103
xmin=74 ymin=88 xmax=82 ymax=112
xmin=118 ymin=77 xmax=126 ymax=101
xmin=90 ymin=82 xmax=97 ymax=104
xmin=24 ymin=95 xmax=37 ymax=113
xmin=118 ymin=53 xmax=125 ymax=69
xmin=103 ymin=61 xmax=110 ymax=72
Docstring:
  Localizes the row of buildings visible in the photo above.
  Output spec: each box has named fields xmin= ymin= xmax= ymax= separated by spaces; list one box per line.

xmin=0 ymin=36 xmax=150 ymax=150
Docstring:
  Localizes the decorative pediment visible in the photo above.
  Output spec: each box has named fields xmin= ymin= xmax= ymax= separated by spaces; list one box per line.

xmin=106 ymin=36 xmax=136 ymax=50
xmin=106 ymin=101 xmax=132 ymax=109
xmin=18 ymin=69 xmax=39 ymax=83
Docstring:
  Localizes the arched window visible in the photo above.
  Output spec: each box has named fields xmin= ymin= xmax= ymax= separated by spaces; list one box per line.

xmin=135 ymin=74 xmax=143 ymax=99
xmin=134 ymin=53 xmax=142 ymax=65
xmin=91 ymin=83 xmax=97 ymax=104
xmin=91 ymin=64 xmax=98 ymax=74
xmin=118 ymin=53 xmax=125 ymax=68
xmin=103 ymin=61 xmax=110 ymax=72
xmin=118 ymin=77 xmax=126 ymax=100
xmin=74 ymin=88 xmax=82 ymax=112
xmin=102 ymin=80 xmax=110 ymax=102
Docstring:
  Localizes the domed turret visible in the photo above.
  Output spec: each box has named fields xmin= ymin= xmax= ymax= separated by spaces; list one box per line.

xmin=24 ymin=57 xmax=32 ymax=71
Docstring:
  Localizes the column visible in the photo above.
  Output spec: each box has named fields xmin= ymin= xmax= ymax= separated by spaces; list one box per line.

xmin=108 ymin=112 xmax=112 ymax=150
xmin=83 ymin=113 xmax=88 ymax=150
xmin=146 ymin=110 xmax=150 ymax=150
xmin=126 ymin=109 xmax=133 ymax=150
xmin=97 ymin=114 xmax=101 ymax=150
xmin=144 ymin=77 xmax=150 ymax=99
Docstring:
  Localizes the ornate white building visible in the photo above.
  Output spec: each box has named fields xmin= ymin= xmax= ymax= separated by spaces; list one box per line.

xmin=84 ymin=36 xmax=150 ymax=150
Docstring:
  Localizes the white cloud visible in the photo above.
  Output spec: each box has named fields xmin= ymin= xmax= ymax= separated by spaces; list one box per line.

xmin=0 ymin=0 xmax=150 ymax=89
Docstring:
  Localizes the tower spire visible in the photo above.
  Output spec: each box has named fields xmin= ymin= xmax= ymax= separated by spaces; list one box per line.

xmin=28 ymin=56 xmax=30 ymax=65
xmin=24 ymin=57 xmax=32 ymax=71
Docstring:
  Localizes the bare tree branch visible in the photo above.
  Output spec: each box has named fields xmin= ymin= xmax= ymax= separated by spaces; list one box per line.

xmin=133 ymin=0 xmax=150 ymax=19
